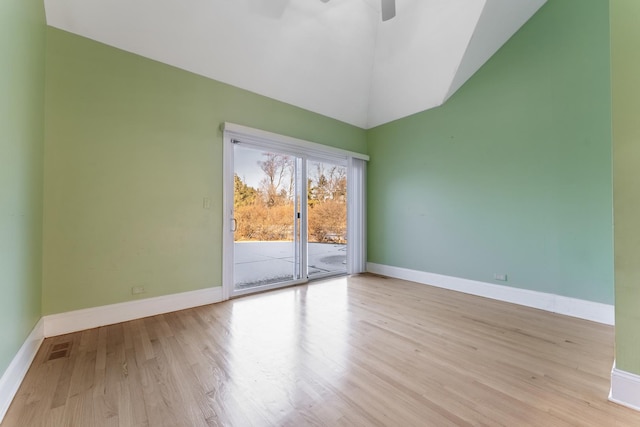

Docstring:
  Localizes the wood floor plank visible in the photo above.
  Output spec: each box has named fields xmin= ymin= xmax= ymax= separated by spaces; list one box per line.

xmin=3 ymin=274 xmax=640 ymax=426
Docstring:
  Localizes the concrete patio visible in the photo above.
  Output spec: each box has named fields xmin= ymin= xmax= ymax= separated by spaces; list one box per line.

xmin=234 ymin=241 xmax=346 ymax=288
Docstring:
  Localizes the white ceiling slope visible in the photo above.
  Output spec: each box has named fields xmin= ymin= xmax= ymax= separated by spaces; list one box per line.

xmin=445 ymin=0 xmax=547 ymax=101
xmin=44 ymin=0 xmax=547 ymax=129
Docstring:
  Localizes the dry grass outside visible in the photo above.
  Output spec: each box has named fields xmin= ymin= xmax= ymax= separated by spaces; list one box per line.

xmin=234 ymin=200 xmax=346 ymax=243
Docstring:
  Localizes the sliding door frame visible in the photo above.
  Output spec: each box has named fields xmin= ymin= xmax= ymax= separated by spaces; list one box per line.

xmin=221 ymin=123 xmax=368 ymax=300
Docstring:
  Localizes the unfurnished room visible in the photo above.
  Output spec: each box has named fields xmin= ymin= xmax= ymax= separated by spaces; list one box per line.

xmin=2 ymin=0 xmax=640 ymax=425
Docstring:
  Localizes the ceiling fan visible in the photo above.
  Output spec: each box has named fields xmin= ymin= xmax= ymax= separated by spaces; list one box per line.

xmin=321 ymin=0 xmax=396 ymax=22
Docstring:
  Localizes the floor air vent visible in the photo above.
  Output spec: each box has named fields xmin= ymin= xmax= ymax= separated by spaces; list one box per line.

xmin=47 ymin=341 xmax=72 ymax=361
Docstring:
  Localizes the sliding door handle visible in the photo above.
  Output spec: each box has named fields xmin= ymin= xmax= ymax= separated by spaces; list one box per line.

xmin=231 ymin=218 xmax=237 ymax=232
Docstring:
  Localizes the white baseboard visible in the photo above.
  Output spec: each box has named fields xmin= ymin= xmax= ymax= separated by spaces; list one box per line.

xmin=610 ymin=364 xmax=640 ymax=411
xmin=366 ymin=263 xmax=614 ymax=325
xmin=0 ymin=318 xmax=45 ymax=423
xmin=43 ymin=286 xmax=224 ymax=337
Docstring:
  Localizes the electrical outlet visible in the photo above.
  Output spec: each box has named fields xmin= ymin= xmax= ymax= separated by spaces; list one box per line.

xmin=203 ymin=197 xmax=212 ymax=210
xmin=494 ymin=273 xmax=508 ymax=281
xmin=131 ymin=286 xmax=145 ymax=295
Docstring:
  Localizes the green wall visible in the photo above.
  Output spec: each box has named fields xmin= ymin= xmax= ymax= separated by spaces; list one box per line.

xmin=611 ymin=0 xmax=640 ymax=375
xmin=0 ymin=0 xmax=45 ymax=375
xmin=367 ymin=0 xmax=613 ymax=304
xmin=43 ymin=28 xmax=367 ymax=315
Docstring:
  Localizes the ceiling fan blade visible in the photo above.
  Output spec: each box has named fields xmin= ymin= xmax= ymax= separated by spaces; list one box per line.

xmin=381 ymin=0 xmax=396 ymax=21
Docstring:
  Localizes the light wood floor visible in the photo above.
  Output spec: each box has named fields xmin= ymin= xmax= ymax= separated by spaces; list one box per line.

xmin=4 ymin=274 xmax=640 ymax=426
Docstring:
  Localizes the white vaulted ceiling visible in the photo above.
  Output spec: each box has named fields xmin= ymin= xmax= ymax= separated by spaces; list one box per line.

xmin=44 ymin=0 xmax=547 ymax=129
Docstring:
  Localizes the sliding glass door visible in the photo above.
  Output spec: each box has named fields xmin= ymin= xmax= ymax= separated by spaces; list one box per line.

xmin=222 ymin=123 xmax=368 ymax=299
xmin=232 ymin=145 xmax=349 ymax=294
